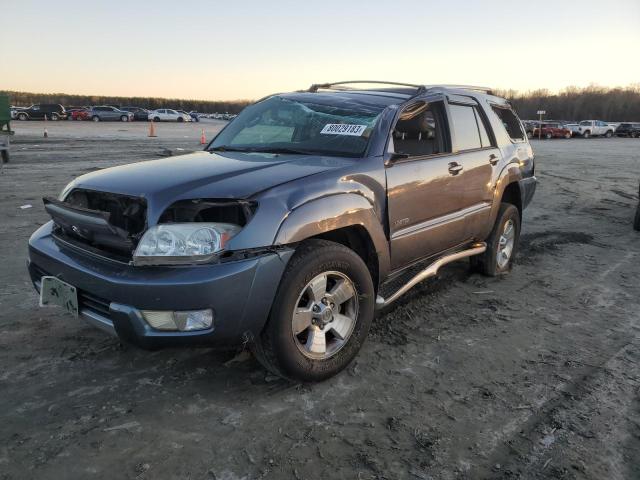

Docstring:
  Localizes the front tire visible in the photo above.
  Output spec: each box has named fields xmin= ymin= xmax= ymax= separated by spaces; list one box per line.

xmin=471 ymin=203 xmax=520 ymax=276
xmin=18 ymin=113 xmax=28 ymax=121
xmin=545 ymin=132 xmax=552 ymax=139
xmin=252 ymin=239 xmax=375 ymax=382
xmin=92 ymin=115 xmax=100 ymax=122
xmin=605 ymin=130 xmax=613 ymax=138
xmin=583 ymin=130 xmax=591 ymax=138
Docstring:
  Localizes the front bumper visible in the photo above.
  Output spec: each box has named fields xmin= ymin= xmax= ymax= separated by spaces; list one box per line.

xmin=28 ymin=222 xmax=293 ymax=349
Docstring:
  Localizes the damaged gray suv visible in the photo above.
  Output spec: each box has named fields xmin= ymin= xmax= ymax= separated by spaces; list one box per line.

xmin=28 ymin=81 xmax=536 ymax=381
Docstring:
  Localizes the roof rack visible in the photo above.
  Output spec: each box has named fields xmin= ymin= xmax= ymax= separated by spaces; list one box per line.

xmin=423 ymin=84 xmax=494 ymax=94
xmin=308 ymin=81 xmax=426 ymax=93
xmin=308 ymin=81 xmax=493 ymax=96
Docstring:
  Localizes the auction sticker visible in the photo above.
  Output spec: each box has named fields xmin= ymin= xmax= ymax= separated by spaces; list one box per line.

xmin=320 ymin=124 xmax=367 ymax=136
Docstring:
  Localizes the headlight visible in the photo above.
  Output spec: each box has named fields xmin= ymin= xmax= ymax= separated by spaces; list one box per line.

xmin=133 ymin=223 xmax=241 ymax=266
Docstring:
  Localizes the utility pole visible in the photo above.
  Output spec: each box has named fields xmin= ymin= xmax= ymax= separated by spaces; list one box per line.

xmin=536 ymin=110 xmax=546 ymax=140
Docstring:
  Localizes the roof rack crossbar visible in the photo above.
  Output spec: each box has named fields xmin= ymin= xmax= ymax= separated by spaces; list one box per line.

xmin=423 ymin=84 xmax=493 ymax=94
xmin=309 ymin=80 xmax=426 ymax=93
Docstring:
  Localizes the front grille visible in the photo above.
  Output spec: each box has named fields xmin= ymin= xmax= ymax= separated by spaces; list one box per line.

xmin=78 ymin=291 xmax=111 ymax=317
xmin=46 ymin=189 xmax=147 ymax=260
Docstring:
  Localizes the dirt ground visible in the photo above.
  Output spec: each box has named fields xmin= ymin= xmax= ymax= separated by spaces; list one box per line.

xmin=1 ymin=121 xmax=639 ymax=480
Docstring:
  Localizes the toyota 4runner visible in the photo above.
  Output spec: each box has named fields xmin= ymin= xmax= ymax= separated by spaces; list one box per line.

xmin=28 ymin=81 xmax=536 ymax=382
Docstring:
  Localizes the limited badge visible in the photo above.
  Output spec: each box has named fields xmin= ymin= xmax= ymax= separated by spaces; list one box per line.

xmin=320 ymin=124 xmax=367 ymax=136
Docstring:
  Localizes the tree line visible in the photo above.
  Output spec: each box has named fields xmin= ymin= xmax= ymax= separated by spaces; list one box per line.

xmin=497 ymin=85 xmax=640 ymax=122
xmin=1 ymin=90 xmax=252 ymax=114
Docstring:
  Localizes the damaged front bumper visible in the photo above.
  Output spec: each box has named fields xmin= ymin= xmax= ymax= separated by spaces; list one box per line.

xmin=28 ymin=221 xmax=293 ymax=349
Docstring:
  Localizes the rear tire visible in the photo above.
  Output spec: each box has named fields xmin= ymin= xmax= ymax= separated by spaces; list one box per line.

xmin=470 ymin=203 xmax=520 ymax=276
xmin=252 ymin=239 xmax=375 ymax=382
xmin=564 ymin=132 xmax=571 ymax=139
xmin=50 ymin=113 xmax=59 ymax=121
xmin=18 ymin=113 xmax=28 ymax=121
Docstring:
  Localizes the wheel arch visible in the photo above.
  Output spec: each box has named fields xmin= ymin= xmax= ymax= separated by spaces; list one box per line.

xmin=273 ymin=193 xmax=390 ymax=287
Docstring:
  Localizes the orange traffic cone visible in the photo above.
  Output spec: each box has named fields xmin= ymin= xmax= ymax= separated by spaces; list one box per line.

xmin=200 ymin=129 xmax=206 ymax=145
xmin=148 ymin=120 xmax=157 ymax=137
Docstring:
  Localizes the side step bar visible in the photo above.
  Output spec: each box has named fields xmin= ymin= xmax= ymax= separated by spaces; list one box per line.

xmin=375 ymin=242 xmax=487 ymax=310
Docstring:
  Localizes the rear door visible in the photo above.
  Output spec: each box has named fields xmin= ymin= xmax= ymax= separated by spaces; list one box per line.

xmin=445 ymin=97 xmax=499 ymax=239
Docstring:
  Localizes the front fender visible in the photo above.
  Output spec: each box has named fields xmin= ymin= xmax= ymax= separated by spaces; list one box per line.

xmin=273 ymin=193 xmax=390 ymax=280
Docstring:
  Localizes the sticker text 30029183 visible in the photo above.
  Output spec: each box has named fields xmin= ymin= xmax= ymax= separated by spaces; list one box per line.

xmin=320 ymin=124 xmax=367 ymax=136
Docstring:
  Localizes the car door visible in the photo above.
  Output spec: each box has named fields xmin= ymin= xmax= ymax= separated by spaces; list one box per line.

xmin=385 ymin=95 xmax=473 ymax=269
xmin=445 ymin=97 xmax=498 ymax=241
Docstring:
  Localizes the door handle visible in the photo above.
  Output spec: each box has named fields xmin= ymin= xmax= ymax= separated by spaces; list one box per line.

xmin=448 ymin=162 xmax=463 ymax=175
xmin=489 ymin=154 xmax=499 ymax=166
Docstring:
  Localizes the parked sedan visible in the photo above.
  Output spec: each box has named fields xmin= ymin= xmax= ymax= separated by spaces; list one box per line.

xmin=121 ymin=107 xmax=150 ymax=121
xmin=615 ymin=123 xmax=640 ymax=138
xmin=89 ymin=106 xmax=134 ymax=122
xmin=533 ymin=123 xmax=572 ymax=139
xmin=148 ymin=109 xmax=191 ymax=122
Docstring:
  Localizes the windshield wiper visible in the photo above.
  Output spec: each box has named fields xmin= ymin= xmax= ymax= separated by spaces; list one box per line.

xmin=209 ymin=146 xmax=313 ymax=155
xmin=244 ymin=147 xmax=314 ymax=155
xmin=208 ymin=145 xmax=252 ymax=152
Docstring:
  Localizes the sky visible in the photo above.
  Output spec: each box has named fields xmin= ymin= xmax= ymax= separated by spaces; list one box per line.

xmin=2 ymin=0 xmax=639 ymax=101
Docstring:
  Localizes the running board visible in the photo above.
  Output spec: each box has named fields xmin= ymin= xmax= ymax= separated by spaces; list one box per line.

xmin=375 ymin=242 xmax=487 ymax=310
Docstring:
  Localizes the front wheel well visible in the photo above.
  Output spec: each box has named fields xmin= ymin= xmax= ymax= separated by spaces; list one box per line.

xmin=500 ymin=182 xmax=522 ymax=219
xmin=307 ymin=225 xmax=379 ymax=291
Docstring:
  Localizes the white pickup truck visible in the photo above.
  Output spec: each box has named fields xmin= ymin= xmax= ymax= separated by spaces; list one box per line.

xmin=568 ymin=120 xmax=615 ymax=138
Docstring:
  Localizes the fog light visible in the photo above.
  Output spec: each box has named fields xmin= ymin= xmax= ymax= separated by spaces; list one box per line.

xmin=175 ymin=310 xmax=213 ymax=331
xmin=142 ymin=309 xmax=213 ymax=331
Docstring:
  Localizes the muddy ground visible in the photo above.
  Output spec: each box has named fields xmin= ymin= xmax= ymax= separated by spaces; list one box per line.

xmin=1 ymin=121 xmax=639 ymax=480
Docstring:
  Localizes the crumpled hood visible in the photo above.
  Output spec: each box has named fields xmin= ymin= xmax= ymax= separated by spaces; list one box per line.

xmin=64 ymin=150 xmax=353 ymax=208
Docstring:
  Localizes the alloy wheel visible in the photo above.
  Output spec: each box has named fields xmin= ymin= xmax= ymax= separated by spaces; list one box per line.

xmin=291 ymin=271 xmax=358 ymax=360
xmin=496 ymin=219 xmax=515 ymax=269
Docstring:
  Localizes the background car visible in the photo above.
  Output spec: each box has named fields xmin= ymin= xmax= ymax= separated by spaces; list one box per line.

xmin=569 ymin=120 xmax=615 ymax=138
xmin=533 ymin=122 xmax=572 ymax=139
xmin=89 ymin=106 xmax=134 ymax=122
xmin=615 ymin=123 xmax=640 ymax=138
xmin=177 ymin=110 xmax=198 ymax=122
xmin=120 ymin=107 xmax=150 ymax=121
xmin=187 ymin=111 xmax=200 ymax=122
xmin=148 ymin=109 xmax=191 ymax=122
xmin=70 ymin=108 xmax=91 ymax=121
xmin=14 ymin=104 xmax=67 ymax=121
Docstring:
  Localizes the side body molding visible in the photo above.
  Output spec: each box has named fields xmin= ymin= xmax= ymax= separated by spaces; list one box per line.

xmin=273 ymin=193 xmax=391 ymax=281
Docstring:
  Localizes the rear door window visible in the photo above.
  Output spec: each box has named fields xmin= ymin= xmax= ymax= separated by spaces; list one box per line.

xmin=449 ymin=104 xmax=482 ymax=151
xmin=491 ymin=106 xmax=525 ymax=141
xmin=473 ymin=109 xmax=492 ymax=147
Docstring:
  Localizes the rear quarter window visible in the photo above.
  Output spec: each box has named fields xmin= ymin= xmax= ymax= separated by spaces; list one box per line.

xmin=491 ymin=106 xmax=525 ymax=142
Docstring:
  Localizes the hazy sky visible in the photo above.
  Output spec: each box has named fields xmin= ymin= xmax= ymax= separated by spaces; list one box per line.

xmin=2 ymin=0 xmax=639 ymax=100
